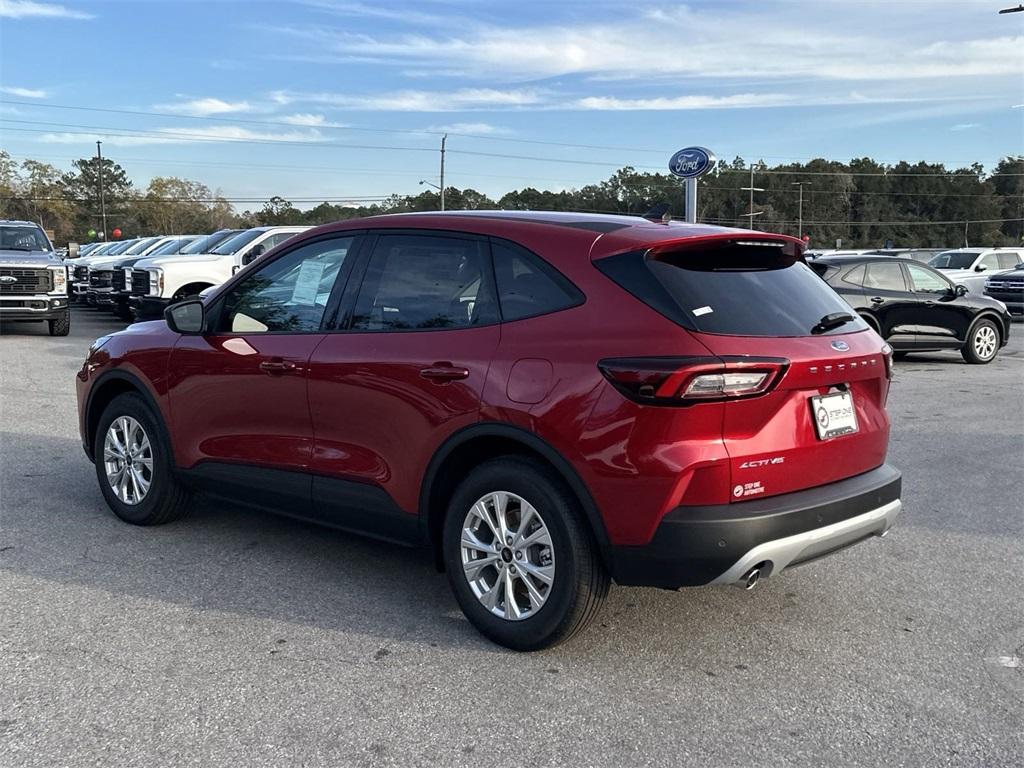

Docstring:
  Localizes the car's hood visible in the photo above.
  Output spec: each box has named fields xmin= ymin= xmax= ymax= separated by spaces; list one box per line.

xmin=0 ymin=249 xmax=60 ymax=267
xmin=133 ymin=253 xmax=226 ymax=269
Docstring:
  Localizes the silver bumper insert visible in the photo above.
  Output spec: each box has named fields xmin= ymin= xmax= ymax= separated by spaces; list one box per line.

xmin=710 ymin=499 xmax=902 ymax=586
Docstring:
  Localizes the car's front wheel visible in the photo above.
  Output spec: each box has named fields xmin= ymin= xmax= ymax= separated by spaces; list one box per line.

xmin=442 ymin=457 xmax=609 ymax=651
xmin=962 ymin=318 xmax=1000 ymax=364
xmin=94 ymin=392 xmax=191 ymax=525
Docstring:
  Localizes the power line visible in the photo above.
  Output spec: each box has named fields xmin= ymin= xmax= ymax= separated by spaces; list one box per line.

xmin=3 ymin=119 xmax=1021 ymax=177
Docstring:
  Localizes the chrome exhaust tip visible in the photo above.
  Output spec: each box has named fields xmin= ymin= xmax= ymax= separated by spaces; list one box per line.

xmin=736 ymin=567 xmax=761 ymax=590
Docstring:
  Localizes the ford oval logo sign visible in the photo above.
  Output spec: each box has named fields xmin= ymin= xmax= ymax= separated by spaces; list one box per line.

xmin=831 ymin=340 xmax=850 ymax=352
xmin=668 ymin=147 xmax=717 ymax=179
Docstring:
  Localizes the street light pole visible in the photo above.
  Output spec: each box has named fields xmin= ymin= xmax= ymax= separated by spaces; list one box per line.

xmin=96 ymin=140 xmax=108 ymax=240
xmin=791 ymin=181 xmax=811 ymax=238
xmin=439 ymin=133 xmax=447 ymax=212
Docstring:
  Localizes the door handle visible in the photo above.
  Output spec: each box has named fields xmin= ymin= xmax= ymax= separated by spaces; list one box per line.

xmin=259 ymin=358 xmax=302 ymax=375
xmin=420 ymin=363 xmax=470 ymax=382
xmin=870 ymin=296 xmax=884 ymax=304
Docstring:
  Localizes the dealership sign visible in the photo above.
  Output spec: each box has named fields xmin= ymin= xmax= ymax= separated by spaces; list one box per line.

xmin=668 ymin=147 xmax=717 ymax=179
xmin=669 ymin=146 xmax=717 ymax=223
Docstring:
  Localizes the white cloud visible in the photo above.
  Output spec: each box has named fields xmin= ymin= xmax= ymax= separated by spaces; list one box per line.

xmin=425 ymin=122 xmax=513 ymax=135
xmin=269 ymin=87 xmax=543 ymax=111
xmin=37 ymin=125 xmax=323 ymax=146
xmin=0 ymin=1 xmax=93 ymax=19
xmin=575 ymin=93 xmax=792 ymax=111
xmin=298 ymin=0 xmax=447 ymax=26
xmin=950 ymin=123 xmax=982 ymax=131
xmin=0 ymin=85 xmax=47 ymax=98
xmin=279 ymin=112 xmax=348 ymax=127
xmin=155 ymin=97 xmax=252 ymax=116
xmin=276 ymin=6 xmax=1022 ymax=85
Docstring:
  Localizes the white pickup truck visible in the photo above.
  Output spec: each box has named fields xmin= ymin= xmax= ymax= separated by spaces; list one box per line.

xmin=127 ymin=225 xmax=309 ymax=314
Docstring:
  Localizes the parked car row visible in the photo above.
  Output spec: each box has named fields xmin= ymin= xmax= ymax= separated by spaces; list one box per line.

xmin=68 ymin=225 xmax=310 ymax=320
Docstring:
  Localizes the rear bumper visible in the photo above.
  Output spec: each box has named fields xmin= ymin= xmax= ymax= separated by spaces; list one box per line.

xmin=0 ymin=295 xmax=70 ymax=321
xmin=609 ymin=464 xmax=902 ymax=588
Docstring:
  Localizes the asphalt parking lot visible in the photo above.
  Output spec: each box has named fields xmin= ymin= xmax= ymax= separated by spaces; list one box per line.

xmin=1 ymin=308 xmax=1021 ymax=767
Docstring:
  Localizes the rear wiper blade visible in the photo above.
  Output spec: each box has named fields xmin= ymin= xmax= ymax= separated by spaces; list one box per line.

xmin=811 ymin=312 xmax=855 ymax=335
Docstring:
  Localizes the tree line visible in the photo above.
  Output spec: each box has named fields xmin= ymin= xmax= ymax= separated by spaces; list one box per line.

xmin=1 ymin=149 xmax=1020 ymax=249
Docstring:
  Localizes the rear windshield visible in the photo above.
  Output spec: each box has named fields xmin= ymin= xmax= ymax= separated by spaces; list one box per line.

xmin=597 ymin=243 xmax=868 ymax=337
xmin=928 ymin=250 xmax=980 ymax=269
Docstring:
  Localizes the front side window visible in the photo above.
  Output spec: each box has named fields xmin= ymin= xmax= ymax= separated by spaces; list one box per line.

xmin=978 ymin=253 xmax=1000 ymax=271
xmin=929 ymin=250 xmax=980 ymax=269
xmin=864 ymin=263 xmax=907 ymax=292
xmin=906 ymin=264 xmax=950 ymax=294
xmin=217 ymin=236 xmax=354 ymax=333
xmin=492 ymin=240 xmax=583 ymax=321
xmin=350 ymin=234 xmax=496 ymax=331
xmin=211 ymin=229 xmax=263 ymax=255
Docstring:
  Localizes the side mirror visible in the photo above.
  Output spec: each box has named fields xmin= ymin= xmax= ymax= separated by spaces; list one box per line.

xmin=165 ymin=299 xmax=205 ymax=335
xmin=975 ymin=265 xmax=985 ymax=272
xmin=954 ymin=284 xmax=968 ymax=297
xmin=242 ymin=243 xmax=265 ymax=265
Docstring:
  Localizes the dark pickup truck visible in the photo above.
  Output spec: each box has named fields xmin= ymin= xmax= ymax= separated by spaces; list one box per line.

xmin=985 ymin=265 xmax=1024 ymax=319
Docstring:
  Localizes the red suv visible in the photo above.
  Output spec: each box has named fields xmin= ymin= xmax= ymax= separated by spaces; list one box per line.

xmin=77 ymin=212 xmax=902 ymax=650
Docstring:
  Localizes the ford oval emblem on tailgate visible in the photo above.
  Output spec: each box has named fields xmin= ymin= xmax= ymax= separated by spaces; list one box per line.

xmin=831 ymin=340 xmax=850 ymax=351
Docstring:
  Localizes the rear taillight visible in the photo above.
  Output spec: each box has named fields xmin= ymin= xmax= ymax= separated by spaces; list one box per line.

xmin=598 ymin=356 xmax=788 ymax=405
xmin=881 ymin=343 xmax=894 ymax=380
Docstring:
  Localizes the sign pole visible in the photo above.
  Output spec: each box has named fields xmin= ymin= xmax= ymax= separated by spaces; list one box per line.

xmin=684 ymin=178 xmax=697 ymax=223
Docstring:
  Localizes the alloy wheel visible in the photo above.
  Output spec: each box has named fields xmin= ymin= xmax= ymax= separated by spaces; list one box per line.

xmin=103 ymin=416 xmax=153 ymax=505
xmin=973 ymin=325 xmax=997 ymax=360
xmin=460 ymin=491 xmax=555 ymax=621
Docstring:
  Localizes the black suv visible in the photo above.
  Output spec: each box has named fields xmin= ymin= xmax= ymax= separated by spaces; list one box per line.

xmin=813 ymin=256 xmax=1010 ymax=364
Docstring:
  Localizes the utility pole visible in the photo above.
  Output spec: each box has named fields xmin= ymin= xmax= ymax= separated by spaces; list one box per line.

xmin=439 ymin=133 xmax=447 ymax=212
xmin=740 ymin=166 xmax=764 ymax=227
xmin=95 ymin=140 xmax=108 ymax=240
xmin=791 ymin=181 xmax=811 ymax=238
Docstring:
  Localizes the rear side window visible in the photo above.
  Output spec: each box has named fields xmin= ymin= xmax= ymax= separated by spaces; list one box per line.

xmin=864 ymin=263 xmax=907 ymax=292
xmin=596 ymin=243 xmax=867 ymax=337
xmin=492 ymin=240 xmax=583 ymax=321
xmin=841 ymin=264 xmax=865 ymax=287
xmin=350 ymin=234 xmax=497 ymax=331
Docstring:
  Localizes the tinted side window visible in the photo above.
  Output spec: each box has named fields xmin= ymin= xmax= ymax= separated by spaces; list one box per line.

xmin=492 ymin=240 xmax=583 ymax=321
xmin=864 ymin=263 xmax=907 ymax=291
xmin=350 ymin=234 xmax=496 ymax=331
xmin=218 ymin=236 xmax=354 ymax=333
xmin=906 ymin=264 xmax=950 ymax=294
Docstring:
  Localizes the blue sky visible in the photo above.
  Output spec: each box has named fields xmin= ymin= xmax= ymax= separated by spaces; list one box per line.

xmin=1 ymin=0 xmax=1021 ymax=205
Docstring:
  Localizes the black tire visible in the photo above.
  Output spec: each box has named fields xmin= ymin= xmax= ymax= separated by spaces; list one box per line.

xmin=442 ymin=456 xmax=609 ymax=651
xmin=48 ymin=313 xmax=70 ymax=336
xmin=892 ymin=351 xmax=910 ymax=360
xmin=94 ymin=392 xmax=191 ymax=525
xmin=961 ymin=318 xmax=1000 ymax=365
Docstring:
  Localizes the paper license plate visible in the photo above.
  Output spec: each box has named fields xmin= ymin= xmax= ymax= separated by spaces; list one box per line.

xmin=810 ymin=391 xmax=858 ymax=440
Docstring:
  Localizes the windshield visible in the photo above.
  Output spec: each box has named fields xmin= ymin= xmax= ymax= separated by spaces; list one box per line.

xmin=211 ymin=229 xmax=264 ymax=255
xmin=148 ymin=236 xmax=199 ymax=257
xmin=0 ymin=225 xmax=51 ymax=251
xmin=181 ymin=229 xmax=241 ymax=255
xmin=107 ymin=240 xmax=139 ymax=256
xmin=929 ymin=250 xmax=981 ymax=269
xmin=123 ymin=237 xmax=163 ymax=255
xmin=597 ymin=243 xmax=869 ymax=337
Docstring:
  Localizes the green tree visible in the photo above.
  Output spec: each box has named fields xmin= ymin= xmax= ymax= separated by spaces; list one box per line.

xmin=60 ymin=155 xmax=134 ymax=239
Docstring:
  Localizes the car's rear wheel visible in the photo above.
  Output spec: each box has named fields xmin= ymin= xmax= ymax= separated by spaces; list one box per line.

xmin=961 ymin=318 xmax=1000 ymax=364
xmin=442 ymin=457 xmax=609 ymax=651
xmin=94 ymin=392 xmax=191 ymax=525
